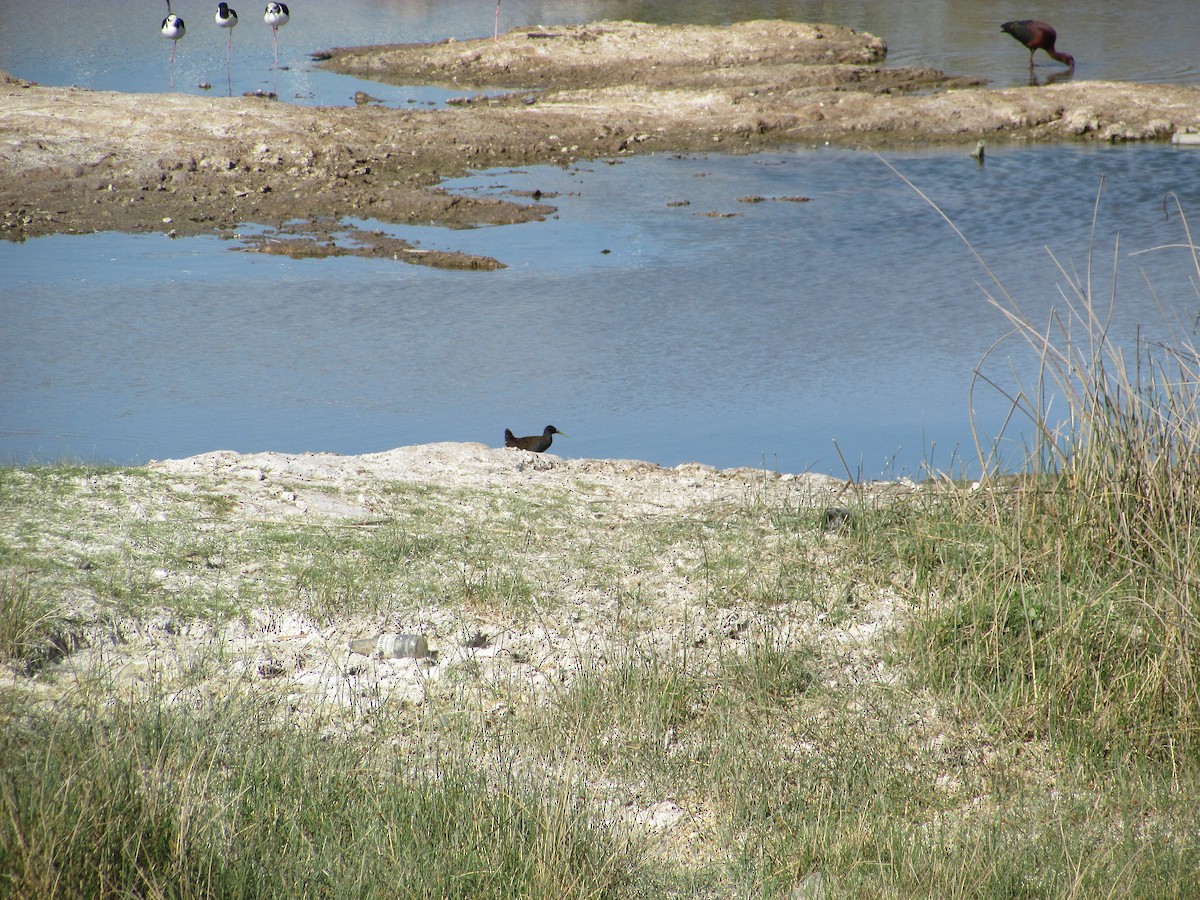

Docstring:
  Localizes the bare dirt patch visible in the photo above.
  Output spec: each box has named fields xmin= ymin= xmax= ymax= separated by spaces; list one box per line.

xmin=1 ymin=441 xmax=905 ymax=731
xmin=3 ymin=20 xmax=1200 ymax=259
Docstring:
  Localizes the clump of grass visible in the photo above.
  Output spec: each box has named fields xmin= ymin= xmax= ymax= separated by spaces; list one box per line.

xmin=0 ymin=685 xmax=641 ymax=898
xmin=0 ymin=570 xmax=72 ymax=674
xmin=880 ymin=167 xmax=1200 ymax=760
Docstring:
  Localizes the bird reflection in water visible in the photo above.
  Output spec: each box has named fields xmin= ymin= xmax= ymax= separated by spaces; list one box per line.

xmin=1027 ymin=65 xmax=1075 ymax=87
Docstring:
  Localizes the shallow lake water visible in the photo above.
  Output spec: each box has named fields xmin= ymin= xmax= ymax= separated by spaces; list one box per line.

xmin=2 ymin=0 xmax=1197 ymax=103
xmin=2 ymin=1 xmax=1200 ymax=477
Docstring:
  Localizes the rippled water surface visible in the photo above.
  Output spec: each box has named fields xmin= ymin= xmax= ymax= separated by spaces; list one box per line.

xmin=3 ymin=2 xmax=1200 ymax=476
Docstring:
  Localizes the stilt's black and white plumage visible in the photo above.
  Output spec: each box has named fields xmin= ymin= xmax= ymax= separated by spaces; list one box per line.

xmin=161 ymin=13 xmax=186 ymax=43
xmin=162 ymin=13 xmax=186 ymax=41
xmin=264 ymin=3 xmax=290 ymax=29
xmin=216 ymin=3 xmax=239 ymax=30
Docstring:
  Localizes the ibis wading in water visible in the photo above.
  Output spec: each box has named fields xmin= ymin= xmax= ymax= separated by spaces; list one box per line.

xmin=504 ymin=426 xmax=567 ymax=453
xmin=1001 ymin=20 xmax=1074 ymax=68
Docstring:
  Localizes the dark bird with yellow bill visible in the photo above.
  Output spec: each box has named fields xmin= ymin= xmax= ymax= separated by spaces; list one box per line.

xmin=504 ymin=425 xmax=566 ymax=453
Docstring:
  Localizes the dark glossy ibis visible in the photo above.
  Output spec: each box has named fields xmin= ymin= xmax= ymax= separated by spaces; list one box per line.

xmin=1001 ymin=20 xmax=1074 ymax=68
xmin=504 ymin=426 xmax=567 ymax=453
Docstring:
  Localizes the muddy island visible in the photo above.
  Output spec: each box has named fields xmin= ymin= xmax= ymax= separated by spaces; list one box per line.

xmin=3 ymin=19 xmax=1200 ymax=261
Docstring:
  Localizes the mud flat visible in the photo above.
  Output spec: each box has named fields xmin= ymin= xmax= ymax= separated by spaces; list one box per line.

xmin=4 ymin=20 xmax=1200 ymax=258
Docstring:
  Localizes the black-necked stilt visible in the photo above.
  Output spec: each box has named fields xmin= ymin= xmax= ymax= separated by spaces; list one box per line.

xmin=216 ymin=3 xmax=238 ymax=95
xmin=494 ymin=0 xmax=501 ymax=40
xmin=264 ymin=2 xmax=290 ymax=95
xmin=264 ymin=4 xmax=290 ymax=67
xmin=161 ymin=2 xmax=185 ymax=89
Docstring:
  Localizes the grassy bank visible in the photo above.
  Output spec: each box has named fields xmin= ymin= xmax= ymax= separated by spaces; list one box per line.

xmin=2 ymin=439 xmax=1198 ymax=898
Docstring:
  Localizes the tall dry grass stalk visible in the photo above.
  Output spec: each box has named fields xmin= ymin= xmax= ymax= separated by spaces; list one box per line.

xmin=883 ymin=158 xmax=1200 ymax=756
